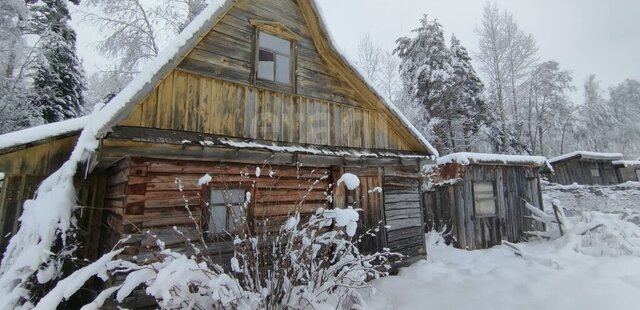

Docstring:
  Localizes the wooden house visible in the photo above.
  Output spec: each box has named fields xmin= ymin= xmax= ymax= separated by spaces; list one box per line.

xmin=613 ymin=160 xmax=640 ymax=183
xmin=0 ymin=0 xmax=437 ymax=268
xmin=548 ymin=151 xmax=623 ymax=185
xmin=424 ymin=153 xmax=546 ymax=250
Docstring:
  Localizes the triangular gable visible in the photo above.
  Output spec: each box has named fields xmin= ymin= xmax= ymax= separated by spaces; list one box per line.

xmin=91 ymin=0 xmax=438 ymax=156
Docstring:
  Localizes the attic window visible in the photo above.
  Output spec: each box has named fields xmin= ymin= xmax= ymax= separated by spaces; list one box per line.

xmin=257 ymin=31 xmax=292 ymax=85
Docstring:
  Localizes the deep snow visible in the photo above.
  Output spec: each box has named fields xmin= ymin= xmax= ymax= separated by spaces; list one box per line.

xmin=365 ymin=183 xmax=640 ymax=310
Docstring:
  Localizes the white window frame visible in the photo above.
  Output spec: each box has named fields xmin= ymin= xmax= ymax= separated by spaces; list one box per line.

xmin=208 ymin=188 xmax=247 ymax=236
xmin=256 ymin=31 xmax=292 ymax=85
xmin=473 ymin=181 xmax=497 ymax=217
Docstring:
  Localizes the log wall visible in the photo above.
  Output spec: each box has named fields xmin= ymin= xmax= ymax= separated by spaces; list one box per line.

xmin=102 ymin=157 xmax=331 ymax=263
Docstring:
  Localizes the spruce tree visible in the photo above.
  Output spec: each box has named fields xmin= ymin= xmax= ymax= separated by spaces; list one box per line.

xmin=29 ymin=0 xmax=85 ymax=123
xmin=395 ymin=15 xmax=454 ymax=153
xmin=449 ymin=34 xmax=486 ymax=152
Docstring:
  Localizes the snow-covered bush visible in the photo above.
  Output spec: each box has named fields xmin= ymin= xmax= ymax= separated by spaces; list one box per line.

xmin=22 ymin=172 xmax=397 ymax=309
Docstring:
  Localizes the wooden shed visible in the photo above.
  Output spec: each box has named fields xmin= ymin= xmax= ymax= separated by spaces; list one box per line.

xmin=0 ymin=0 xmax=436 ymax=270
xmin=548 ymin=151 xmax=623 ymax=185
xmin=613 ymin=160 xmax=640 ymax=183
xmin=424 ymin=153 xmax=546 ymax=250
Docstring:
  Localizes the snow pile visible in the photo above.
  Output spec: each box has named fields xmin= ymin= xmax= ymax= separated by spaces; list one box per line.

xmin=198 ymin=173 xmax=212 ymax=186
xmin=437 ymin=152 xmax=547 ymax=166
xmin=367 ymin=211 xmax=640 ymax=309
xmin=337 ymin=173 xmax=360 ymax=190
xmin=548 ymin=151 xmax=624 ymax=164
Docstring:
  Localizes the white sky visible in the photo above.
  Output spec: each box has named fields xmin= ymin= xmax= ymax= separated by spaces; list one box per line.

xmin=73 ymin=0 xmax=640 ymax=103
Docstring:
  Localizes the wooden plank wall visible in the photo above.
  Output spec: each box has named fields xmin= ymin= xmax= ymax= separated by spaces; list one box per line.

xmin=552 ymin=159 xmax=620 ymax=186
xmin=383 ymin=168 xmax=425 ymax=258
xmin=0 ymin=135 xmax=78 ymax=176
xmin=426 ymin=164 xmax=544 ymax=250
xmin=0 ymin=135 xmax=79 ymax=258
xmin=616 ymin=166 xmax=640 ymax=183
xmin=101 ymin=157 xmax=331 ymax=264
xmin=120 ymin=70 xmax=408 ymax=151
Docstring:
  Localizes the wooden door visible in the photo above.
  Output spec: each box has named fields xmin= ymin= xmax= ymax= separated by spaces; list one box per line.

xmin=333 ymin=167 xmax=386 ymax=254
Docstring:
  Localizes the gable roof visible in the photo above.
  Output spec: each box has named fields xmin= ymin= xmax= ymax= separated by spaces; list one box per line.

xmin=548 ymin=151 xmax=624 ymax=164
xmin=437 ymin=152 xmax=547 ymax=167
xmin=0 ymin=0 xmax=437 ymax=157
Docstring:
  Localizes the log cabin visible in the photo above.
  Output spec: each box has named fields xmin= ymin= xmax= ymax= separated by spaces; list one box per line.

xmin=613 ymin=160 xmax=640 ymax=183
xmin=548 ymin=151 xmax=623 ymax=186
xmin=0 ymin=0 xmax=437 ymax=271
xmin=424 ymin=153 xmax=546 ymax=249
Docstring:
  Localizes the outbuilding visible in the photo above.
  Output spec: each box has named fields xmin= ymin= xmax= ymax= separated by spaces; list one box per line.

xmin=548 ymin=151 xmax=623 ymax=185
xmin=613 ymin=160 xmax=640 ymax=183
xmin=424 ymin=153 xmax=546 ymax=250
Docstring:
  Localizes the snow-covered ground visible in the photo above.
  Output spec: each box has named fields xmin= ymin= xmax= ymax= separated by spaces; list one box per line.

xmin=364 ymin=183 xmax=640 ymax=310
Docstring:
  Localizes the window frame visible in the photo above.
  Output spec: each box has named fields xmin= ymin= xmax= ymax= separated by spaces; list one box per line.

xmin=635 ymin=169 xmax=640 ymax=181
xmin=590 ymin=167 xmax=600 ymax=177
xmin=205 ymin=187 xmax=250 ymax=237
xmin=253 ymin=29 xmax=297 ymax=91
xmin=472 ymin=181 xmax=498 ymax=218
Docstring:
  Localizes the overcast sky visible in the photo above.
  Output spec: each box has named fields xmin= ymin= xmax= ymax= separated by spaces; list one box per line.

xmin=316 ymin=0 xmax=640 ymax=102
xmin=74 ymin=0 xmax=640 ymax=103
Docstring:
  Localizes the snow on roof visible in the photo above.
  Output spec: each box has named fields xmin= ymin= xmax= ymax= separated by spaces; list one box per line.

xmin=548 ymin=151 xmax=624 ymax=164
xmin=612 ymin=160 xmax=640 ymax=167
xmin=437 ymin=152 xmax=547 ymax=167
xmin=0 ymin=116 xmax=89 ymax=151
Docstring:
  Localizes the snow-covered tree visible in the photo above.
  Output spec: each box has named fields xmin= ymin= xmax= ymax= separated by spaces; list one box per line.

xmin=395 ymin=15 xmax=454 ymax=153
xmin=475 ymin=2 xmax=536 ymax=154
xmin=29 ymin=0 xmax=86 ymax=123
xmin=574 ymin=75 xmax=613 ymax=152
xmin=525 ymin=61 xmax=574 ymax=156
xmin=447 ymin=34 xmax=486 ymax=152
xmin=84 ymin=0 xmax=211 ymax=98
xmin=0 ymin=0 xmax=42 ymax=133
xmin=608 ymin=79 xmax=640 ymax=157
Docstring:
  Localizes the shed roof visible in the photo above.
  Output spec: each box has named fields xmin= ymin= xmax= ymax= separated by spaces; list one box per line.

xmin=612 ymin=160 xmax=640 ymax=167
xmin=548 ymin=151 xmax=624 ymax=164
xmin=0 ymin=0 xmax=437 ymax=157
xmin=437 ymin=152 xmax=547 ymax=167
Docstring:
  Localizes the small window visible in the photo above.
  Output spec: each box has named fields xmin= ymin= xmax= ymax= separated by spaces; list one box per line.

xmin=473 ymin=182 xmax=497 ymax=217
xmin=209 ymin=189 xmax=247 ymax=235
xmin=635 ymin=169 xmax=640 ymax=181
xmin=257 ymin=31 xmax=291 ymax=84
xmin=591 ymin=168 xmax=600 ymax=177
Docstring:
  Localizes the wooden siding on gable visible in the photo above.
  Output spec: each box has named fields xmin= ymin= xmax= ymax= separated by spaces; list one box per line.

xmin=117 ymin=0 xmax=423 ymax=153
xmin=178 ymin=0 xmax=362 ymax=107
xmin=120 ymin=70 xmax=412 ymax=150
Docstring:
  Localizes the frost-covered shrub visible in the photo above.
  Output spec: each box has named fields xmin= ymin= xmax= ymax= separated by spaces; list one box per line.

xmin=28 ymin=172 xmax=397 ymax=309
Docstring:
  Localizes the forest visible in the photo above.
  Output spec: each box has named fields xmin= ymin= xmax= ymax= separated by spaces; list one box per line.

xmin=1 ymin=0 xmax=639 ymax=159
